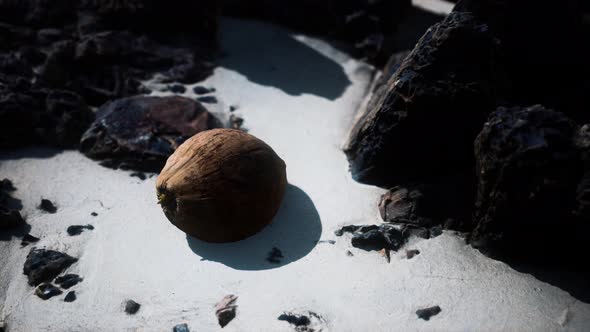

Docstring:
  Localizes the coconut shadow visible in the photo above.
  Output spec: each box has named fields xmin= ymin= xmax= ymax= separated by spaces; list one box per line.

xmin=186 ymin=184 xmax=322 ymax=270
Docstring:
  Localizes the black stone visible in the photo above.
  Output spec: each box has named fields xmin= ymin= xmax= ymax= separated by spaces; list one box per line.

xmin=23 ymin=249 xmax=78 ymax=286
xmin=38 ymin=199 xmax=57 ymax=213
xmin=277 ymin=313 xmax=311 ymax=327
xmin=21 ymin=233 xmax=40 ymax=247
xmin=54 ymin=274 xmax=82 ymax=289
xmin=173 ymin=323 xmax=190 ymax=332
xmin=0 ymin=178 xmax=26 ymax=232
xmin=196 ymin=96 xmax=218 ymax=104
xmin=471 ymin=105 xmax=581 ymax=257
xmin=335 ymin=224 xmax=406 ymax=251
xmin=416 ymin=306 xmax=441 ymax=320
xmin=192 ymin=86 xmax=213 ymax=95
xmin=345 ymin=12 xmax=501 ymax=186
xmin=215 ymin=295 xmax=237 ymax=328
xmin=130 ymin=172 xmax=147 ymax=180
xmin=67 ymin=224 xmax=94 ymax=236
xmin=91 ymin=212 xmax=98 ymax=216
xmin=64 ymin=290 xmax=76 ymax=302
xmin=168 ymin=84 xmax=186 ymax=94
xmin=229 ymin=105 xmax=238 ymax=112
xmin=80 ymin=96 xmax=220 ymax=172
xmin=406 ymin=249 xmax=420 ymax=259
xmin=266 ymin=247 xmax=283 ymax=264
xmin=125 ymin=299 xmax=141 ymax=315
xmin=35 ymin=283 xmax=63 ymax=300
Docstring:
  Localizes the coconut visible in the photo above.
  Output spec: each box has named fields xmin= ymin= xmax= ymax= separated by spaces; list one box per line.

xmin=156 ymin=129 xmax=287 ymax=242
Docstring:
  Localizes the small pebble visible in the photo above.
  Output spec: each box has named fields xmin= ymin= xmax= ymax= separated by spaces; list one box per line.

xmin=346 ymin=250 xmax=354 ymax=257
xmin=168 ymin=84 xmax=186 ymax=93
xmin=21 ymin=234 xmax=40 ymax=247
xmin=173 ymin=323 xmax=190 ymax=332
xmin=197 ymin=96 xmax=218 ymax=104
xmin=406 ymin=249 xmax=420 ymax=259
xmin=215 ymin=295 xmax=237 ymax=328
xmin=54 ymin=274 xmax=83 ymax=289
xmin=36 ymin=283 xmax=62 ymax=300
xmin=192 ymin=86 xmax=212 ymax=95
xmin=266 ymin=247 xmax=284 ymax=264
xmin=67 ymin=224 xmax=94 ymax=236
xmin=91 ymin=212 xmax=98 ymax=216
xmin=64 ymin=291 xmax=76 ymax=302
xmin=229 ymin=105 xmax=238 ymax=112
xmin=130 ymin=172 xmax=147 ymax=180
xmin=125 ymin=300 xmax=141 ymax=314
xmin=416 ymin=305 xmax=441 ymax=320
xmin=38 ymin=199 xmax=57 ymax=213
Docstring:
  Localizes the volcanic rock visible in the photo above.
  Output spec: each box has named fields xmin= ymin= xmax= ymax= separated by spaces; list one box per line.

xmin=80 ymin=96 xmax=220 ymax=172
xmin=345 ymin=12 xmax=501 ymax=186
xmin=335 ymin=224 xmax=406 ymax=251
xmin=471 ymin=105 xmax=582 ymax=256
xmin=23 ymin=249 xmax=78 ymax=286
xmin=54 ymin=274 xmax=83 ymax=289
xmin=35 ymin=283 xmax=63 ymax=300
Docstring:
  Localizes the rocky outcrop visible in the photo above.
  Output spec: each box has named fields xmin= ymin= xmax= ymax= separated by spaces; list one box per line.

xmin=80 ymin=96 xmax=220 ymax=172
xmin=471 ymin=105 xmax=584 ymax=256
xmin=23 ymin=249 xmax=78 ymax=286
xmin=345 ymin=12 xmax=501 ymax=186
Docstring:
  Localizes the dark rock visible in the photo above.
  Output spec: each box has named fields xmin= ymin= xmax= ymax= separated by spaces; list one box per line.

xmin=278 ymin=313 xmax=310 ymax=327
xmin=23 ymin=248 xmax=78 ymax=286
xmin=173 ymin=323 xmax=190 ymax=332
xmin=90 ymin=212 xmax=98 ymax=216
xmin=0 ymin=206 xmax=25 ymax=230
xmin=80 ymin=96 xmax=220 ymax=172
xmin=0 ymin=179 xmax=25 ymax=231
xmin=229 ymin=114 xmax=244 ymax=130
xmin=416 ymin=305 xmax=441 ymax=320
xmin=38 ymin=199 xmax=57 ymax=213
xmin=125 ymin=300 xmax=141 ymax=315
xmin=54 ymin=274 xmax=82 ymax=289
xmin=266 ymin=247 xmax=284 ymax=264
xmin=406 ymin=249 xmax=420 ymax=259
xmin=335 ymin=224 xmax=406 ymax=251
xmin=66 ymin=224 xmax=94 ymax=236
xmin=35 ymin=282 xmax=63 ymax=300
xmin=130 ymin=172 xmax=147 ymax=180
xmin=64 ymin=290 xmax=76 ymax=302
xmin=345 ymin=12 xmax=501 ymax=186
xmin=168 ymin=84 xmax=186 ymax=94
xmin=277 ymin=311 xmax=325 ymax=332
xmin=471 ymin=105 xmax=581 ymax=256
xmin=229 ymin=105 xmax=238 ymax=112
xmin=215 ymin=295 xmax=237 ymax=328
xmin=346 ymin=250 xmax=354 ymax=257
xmin=21 ymin=234 xmax=40 ymax=247
xmin=196 ymin=96 xmax=218 ymax=104
xmin=192 ymin=86 xmax=213 ymax=95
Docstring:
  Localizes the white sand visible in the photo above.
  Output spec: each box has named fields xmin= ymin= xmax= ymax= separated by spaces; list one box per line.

xmin=1 ymin=18 xmax=590 ymax=332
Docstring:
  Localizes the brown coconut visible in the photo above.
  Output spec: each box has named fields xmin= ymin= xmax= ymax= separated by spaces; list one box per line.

xmin=156 ymin=129 xmax=287 ymax=242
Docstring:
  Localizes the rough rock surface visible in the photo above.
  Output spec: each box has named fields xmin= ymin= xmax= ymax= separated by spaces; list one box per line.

xmin=23 ymin=249 xmax=78 ymax=286
xmin=335 ymin=224 xmax=406 ymax=251
xmin=471 ymin=105 xmax=582 ymax=256
xmin=35 ymin=283 xmax=63 ymax=300
xmin=215 ymin=295 xmax=237 ymax=328
xmin=345 ymin=12 xmax=501 ymax=186
xmin=80 ymin=96 xmax=220 ymax=172
xmin=0 ymin=0 xmax=219 ymax=150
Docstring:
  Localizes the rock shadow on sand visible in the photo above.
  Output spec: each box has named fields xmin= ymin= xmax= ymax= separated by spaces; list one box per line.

xmin=219 ymin=18 xmax=351 ymax=100
xmin=186 ymin=184 xmax=322 ymax=270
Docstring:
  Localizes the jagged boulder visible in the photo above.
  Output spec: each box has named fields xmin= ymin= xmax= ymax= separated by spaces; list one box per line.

xmin=345 ymin=12 xmax=502 ymax=186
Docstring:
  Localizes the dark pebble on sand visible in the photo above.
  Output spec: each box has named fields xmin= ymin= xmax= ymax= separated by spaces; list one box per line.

xmin=406 ymin=249 xmax=420 ymax=259
xmin=38 ymin=199 xmax=57 ymax=213
xmin=54 ymin=274 xmax=83 ymax=289
xmin=64 ymin=291 xmax=76 ymax=302
xmin=192 ymin=86 xmax=213 ymax=95
xmin=21 ymin=234 xmax=40 ymax=247
xmin=35 ymin=283 xmax=62 ymax=300
xmin=91 ymin=212 xmax=98 ymax=216
xmin=168 ymin=84 xmax=186 ymax=94
xmin=173 ymin=323 xmax=190 ymax=332
xmin=416 ymin=306 xmax=441 ymax=320
xmin=67 ymin=224 xmax=94 ymax=236
xmin=125 ymin=300 xmax=141 ymax=314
